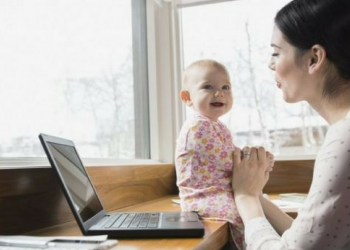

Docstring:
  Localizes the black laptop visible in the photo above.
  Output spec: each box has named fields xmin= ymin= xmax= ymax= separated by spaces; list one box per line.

xmin=39 ymin=133 xmax=204 ymax=238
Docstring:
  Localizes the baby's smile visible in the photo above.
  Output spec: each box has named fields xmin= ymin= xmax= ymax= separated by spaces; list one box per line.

xmin=211 ymin=102 xmax=224 ymax=107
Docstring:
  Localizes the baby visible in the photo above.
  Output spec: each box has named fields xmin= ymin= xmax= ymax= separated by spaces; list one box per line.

xmin=175 ymin=59 xmax=245 ymax=249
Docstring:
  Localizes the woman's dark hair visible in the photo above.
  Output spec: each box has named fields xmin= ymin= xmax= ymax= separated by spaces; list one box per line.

xmin=275 ymin=0 xmax=350 ymax=96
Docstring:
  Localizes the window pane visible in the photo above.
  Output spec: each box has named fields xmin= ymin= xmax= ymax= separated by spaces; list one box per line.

xmin=181 ymin=0 xmax=328 ymax=156
xmin=0 ymin=0 xmax=145 ymax=159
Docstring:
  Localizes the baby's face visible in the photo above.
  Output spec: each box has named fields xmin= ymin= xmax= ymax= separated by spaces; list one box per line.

xmin=186 ymin=66 xmax=233 ymax=121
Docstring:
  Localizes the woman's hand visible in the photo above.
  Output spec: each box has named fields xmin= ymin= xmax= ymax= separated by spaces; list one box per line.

xmin=267 ymin=151 xmax=275 ymax=171
xmin=232 ymin=146 xmax=270 ymax=198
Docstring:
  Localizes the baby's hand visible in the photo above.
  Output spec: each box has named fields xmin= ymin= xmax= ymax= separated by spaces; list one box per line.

xmin=266 ymin=151 xmax=274 ymax=172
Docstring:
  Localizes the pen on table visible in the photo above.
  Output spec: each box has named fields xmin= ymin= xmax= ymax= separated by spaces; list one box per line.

xmin=47 ymin=239 xmax=104 ymax=246
xmin=0 ymin=239 xmax=47 ymax=248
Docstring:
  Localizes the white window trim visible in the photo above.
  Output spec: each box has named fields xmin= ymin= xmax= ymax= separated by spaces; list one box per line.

xmin=0 ymin=0 xmax=181 ymax=168
xmin=147 ymin=0 xmax=184 ymax=163
xmin=0 ymin=0 xmax=316 ymax=168
xmin=0 ymin=157 xmax=166 ymax=169
xmin=146 ymin=0 xmax=317 ymax=162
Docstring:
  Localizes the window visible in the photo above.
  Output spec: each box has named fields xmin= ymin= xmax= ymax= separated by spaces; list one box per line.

xmin=179 ymin=0 xmax=328 ymax=157
xmin=0 ymin=0 xmax=149 ymax=160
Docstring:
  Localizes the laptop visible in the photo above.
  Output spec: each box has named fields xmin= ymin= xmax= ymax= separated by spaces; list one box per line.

xmin=39 ymin=133 xmax=205 ymax=239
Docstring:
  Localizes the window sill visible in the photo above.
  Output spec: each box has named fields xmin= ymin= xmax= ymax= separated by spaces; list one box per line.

xmin=0 ymin=154 xmax=316 ymax=169
xmin=274 ymin=154 xmax=316 ymax=161
xmin=0 ymin=157 xmax=170 ymax=169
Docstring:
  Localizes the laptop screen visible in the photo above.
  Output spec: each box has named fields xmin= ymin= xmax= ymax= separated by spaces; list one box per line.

xmin=47 ymin=142 xmax=103 ymax=222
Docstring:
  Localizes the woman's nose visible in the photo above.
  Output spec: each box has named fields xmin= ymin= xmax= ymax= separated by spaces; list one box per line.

xmin=268 ymin=58 xmax=275 ymax=71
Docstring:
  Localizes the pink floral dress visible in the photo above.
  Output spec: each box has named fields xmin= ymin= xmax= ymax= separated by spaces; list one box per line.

xmin=175 ymin=113 xmax=245 ymax=250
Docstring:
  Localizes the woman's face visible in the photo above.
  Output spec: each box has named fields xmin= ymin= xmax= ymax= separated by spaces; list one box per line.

xmin=269 ymin=25 xmax=313 ymax=103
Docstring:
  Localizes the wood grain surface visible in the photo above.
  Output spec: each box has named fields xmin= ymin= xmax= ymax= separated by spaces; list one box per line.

xmin=30 ymin=195 xmax=229 ymax=250
xmin=0 ymin=164 xmax=177 ymax=234
xmin=0 ymin=159 xmax=314 ymax=235
xmin=264 ymin=160 xmax=314 ymax=194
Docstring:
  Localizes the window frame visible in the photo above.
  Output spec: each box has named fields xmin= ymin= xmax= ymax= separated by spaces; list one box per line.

xmin=170 ymin=0 xmax=317 ymax=161
xmin=0 ymin=0 xmax=167 ymax=167
xmin=132 ymin=0 xmax=150 ymax=159
xmin=147 ymin=0 xmax=184 ymax=163
xmin=0 ymin=0 xmax=316 ymax=168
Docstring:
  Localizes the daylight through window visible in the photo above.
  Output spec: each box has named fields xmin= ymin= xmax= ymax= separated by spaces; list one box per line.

xmin=0 ymin=0 xmax=148 ymax=159
xmin=180 ymin=0 xmax=328 ymax=156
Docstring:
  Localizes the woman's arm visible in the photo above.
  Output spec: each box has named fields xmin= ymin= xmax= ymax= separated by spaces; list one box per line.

xmin=233 ymin=147 xmax=293 ymax=233
xmin=234 ymin=195 xmax=265 ymax=222
xmin=259 ymin=194 xmax=293 ymax=235
xmin=233 ymin=147 xmax=288 ymax=250
xmin=233 ymin=147 xmax=269 ymax=222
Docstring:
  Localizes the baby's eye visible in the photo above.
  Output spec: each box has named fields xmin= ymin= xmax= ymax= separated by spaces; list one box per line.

xmin=222 ymin=85 xmax=230 ymax=90
xmin=271 ymin=53 xmax=279 ymax=57
xmin=203 ymin=85 xmax=213 ymax=90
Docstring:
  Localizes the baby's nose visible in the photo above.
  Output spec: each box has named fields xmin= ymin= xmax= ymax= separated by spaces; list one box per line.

xmin=214 ymin=90 xmax=223 ymax=97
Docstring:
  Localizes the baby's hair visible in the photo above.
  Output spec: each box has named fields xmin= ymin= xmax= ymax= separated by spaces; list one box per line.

xmin=182 ymin=59 xmax=229 ymax=88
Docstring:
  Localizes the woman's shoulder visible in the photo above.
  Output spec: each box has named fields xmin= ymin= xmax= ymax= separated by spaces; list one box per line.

xmin=328 ymin=111 xmax=350 ymax=136
xmin=318 ymin=111 xmax=350 ymax=159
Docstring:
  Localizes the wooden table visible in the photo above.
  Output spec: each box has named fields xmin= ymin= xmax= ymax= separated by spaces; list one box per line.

xmin=30 ymin=194 xmax=300 ymax=249
xmin=30 ymin=196 xmax=229 ymax=250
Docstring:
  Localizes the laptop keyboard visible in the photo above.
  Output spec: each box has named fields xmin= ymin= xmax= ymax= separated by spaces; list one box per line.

xmin=103 ymin=213 xmax=160 ymax=229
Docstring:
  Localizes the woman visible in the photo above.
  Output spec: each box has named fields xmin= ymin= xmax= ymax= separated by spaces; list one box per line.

xmin=232 ymin=0 xmax=350 ymax=249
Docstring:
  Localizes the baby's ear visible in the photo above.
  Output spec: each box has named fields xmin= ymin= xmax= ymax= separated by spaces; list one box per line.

xmin=180 ymin=90 xmax=192 ymax=106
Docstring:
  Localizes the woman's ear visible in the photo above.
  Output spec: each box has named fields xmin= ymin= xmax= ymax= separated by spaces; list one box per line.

xmin=180 ymin=90 xmax=192 ymax=106
xmin=308 ymin=44 xmax=327 ymax=75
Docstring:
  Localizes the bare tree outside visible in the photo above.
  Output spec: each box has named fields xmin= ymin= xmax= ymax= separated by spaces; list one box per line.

xmin=228 ymin=20 xmax=274 ymax=149
xmin=0 ymin=0 xmax=136 ymax=159
xmin=63 ymin=53 xmax=134 ymax=158
xmin=181 ymin=0 xmax=328 ymax=156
